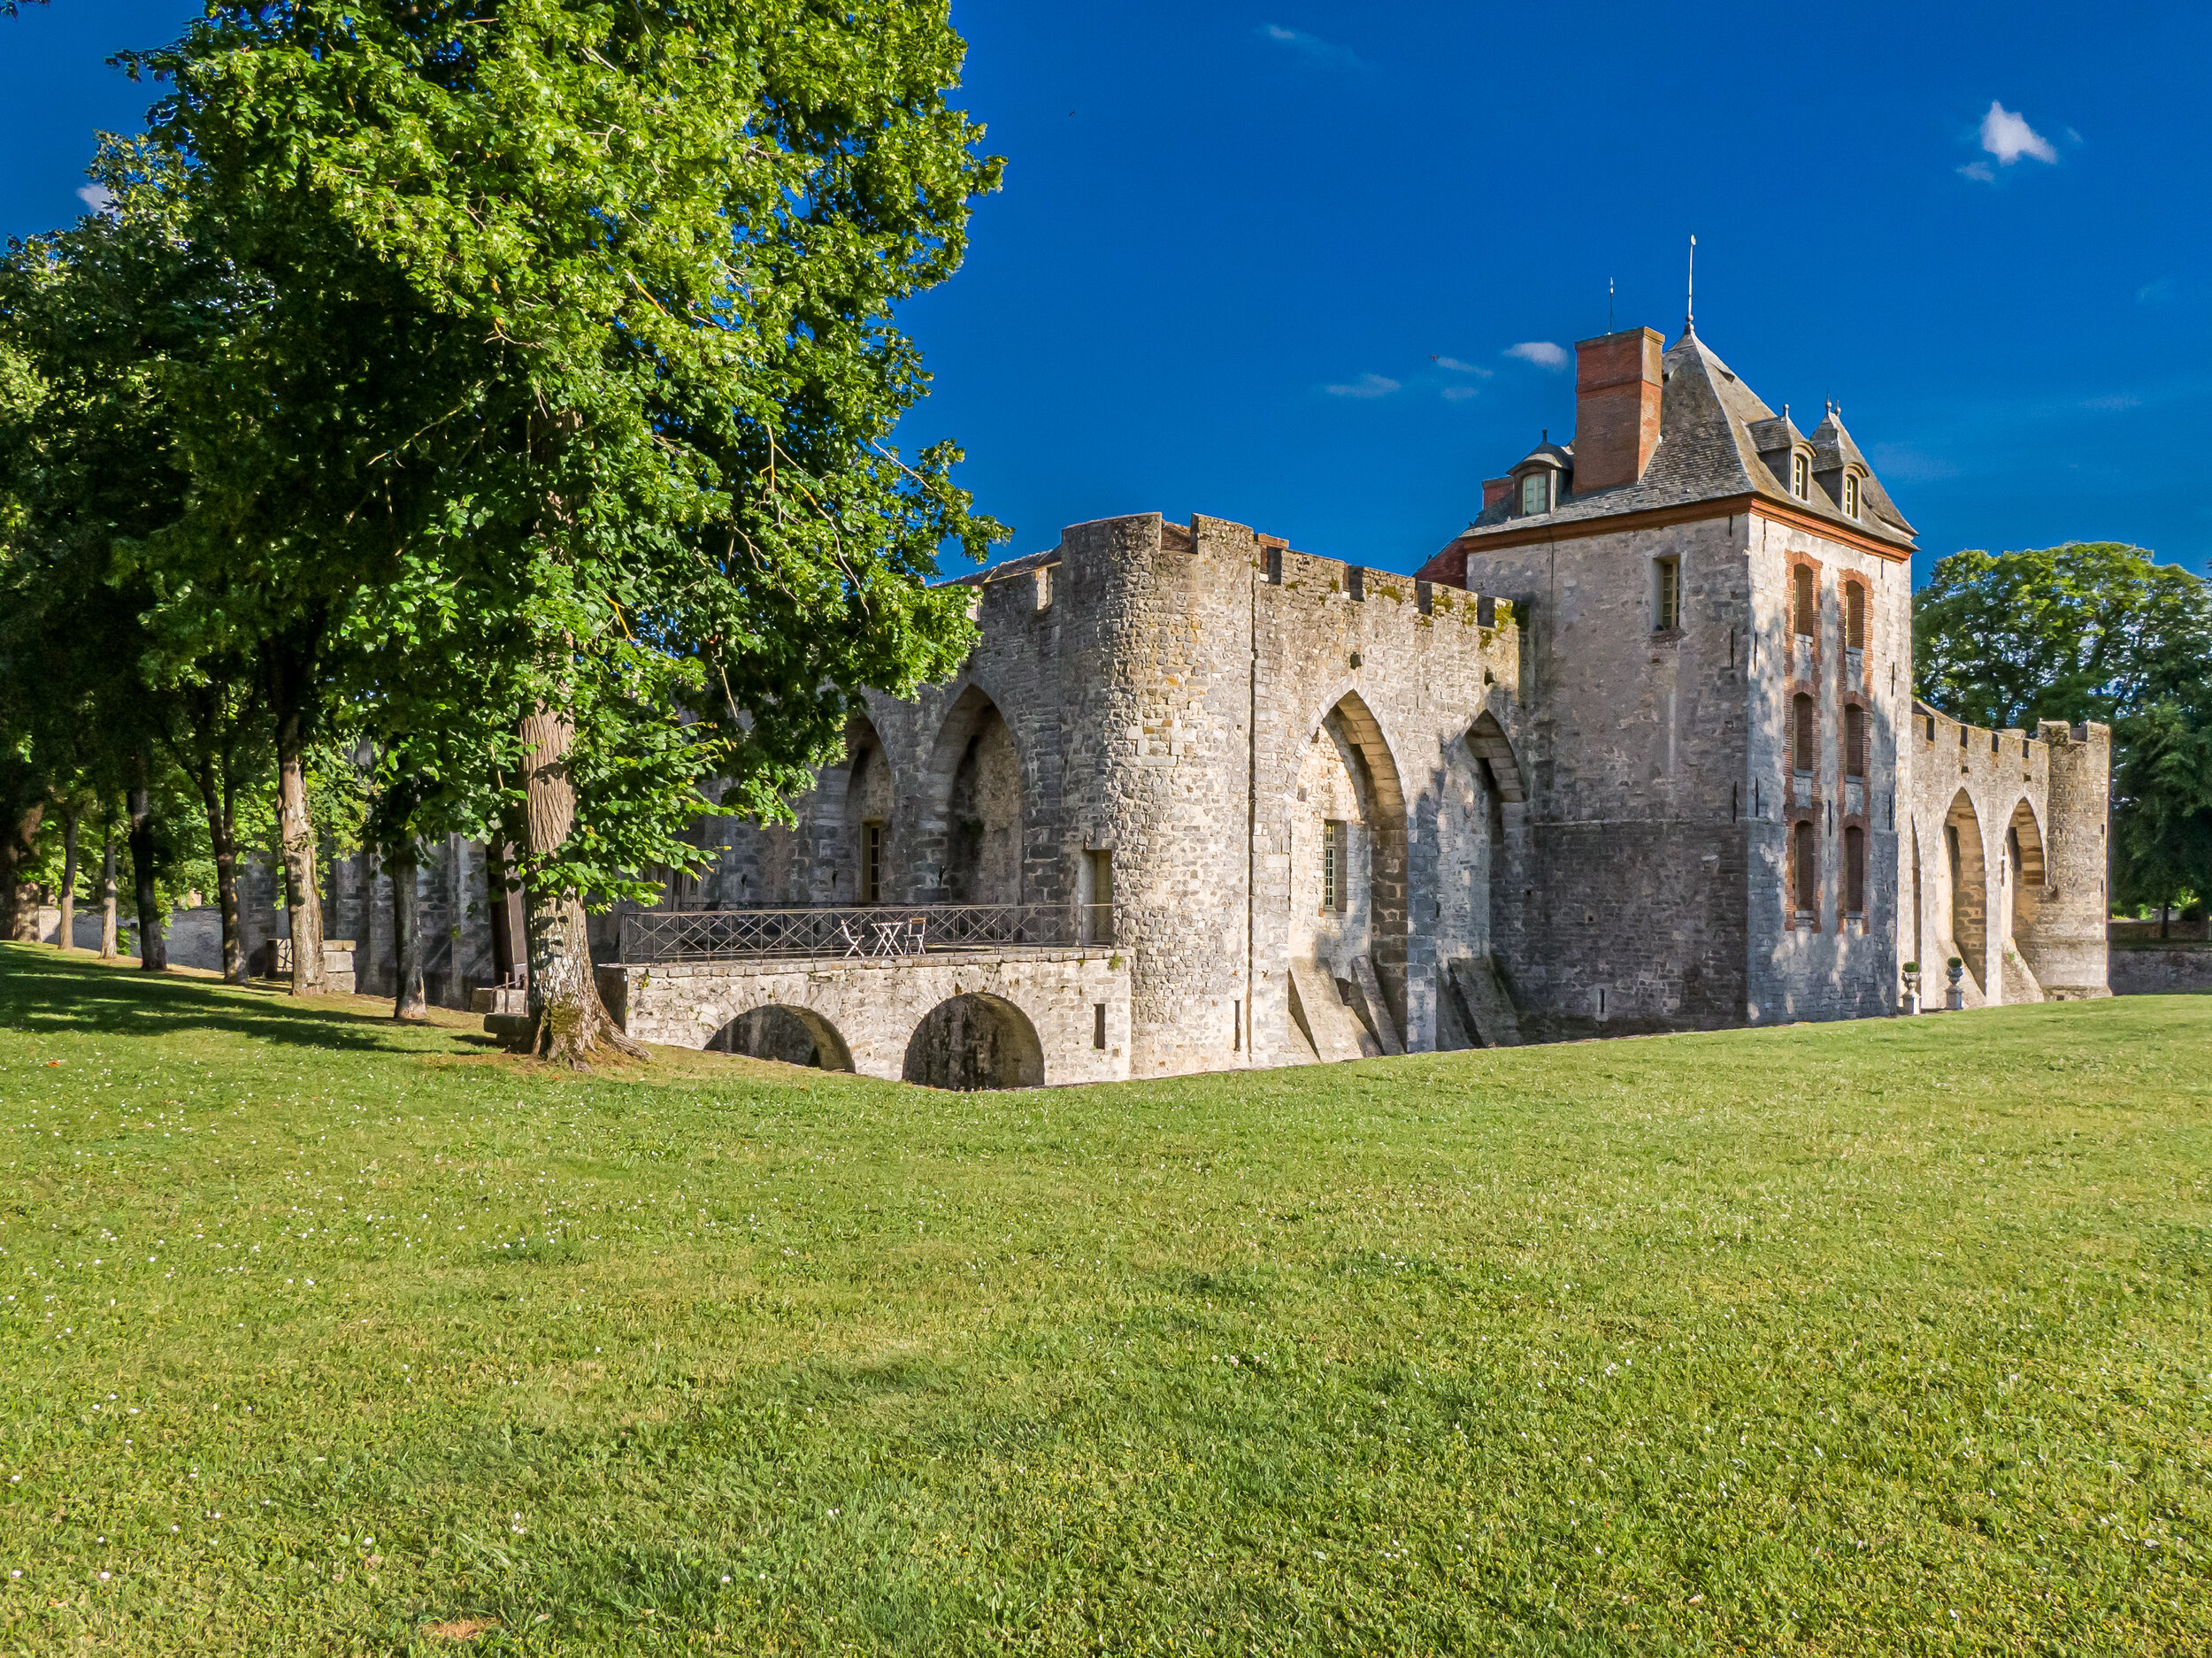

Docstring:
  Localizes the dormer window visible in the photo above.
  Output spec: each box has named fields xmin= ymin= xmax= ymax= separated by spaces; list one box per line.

xmin=1842 ymin=472 xmax=1861 ymax=518
xmin=1520 ymin=472 xmax=1549 ymax=516
xmin=1790 ymin=451 xmax=1810 ymax=500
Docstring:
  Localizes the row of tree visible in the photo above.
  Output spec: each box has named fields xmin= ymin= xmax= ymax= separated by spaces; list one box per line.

xmin=0 ymin=0 xmax=1006 ymax=1063
xmin=1915 ymin=541 xmax=2212 ymax=931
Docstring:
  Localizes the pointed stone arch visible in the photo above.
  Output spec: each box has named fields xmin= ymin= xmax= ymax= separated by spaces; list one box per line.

xmin=1465 ymin=710 xmax=1525 ymax=803
xmin=1298 ymin=689 xmax=1410 ymax=1037
xmin=2006 ymin=798 xmax=2051 ymax=1000
xmin=1943 ymin=790 xmax=1989 ymax=996
xmin=841 ymin=710 xmax=896 ymax=904
xmin=918 ymin=684 xmax=1025 ymax=903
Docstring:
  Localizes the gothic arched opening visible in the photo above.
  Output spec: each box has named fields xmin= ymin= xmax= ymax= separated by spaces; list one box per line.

xmin=710 ymin=1005 xmax=856 ymax=1072
xmin=902 ymin=993 xmax=1045 ymax=1090
xmin=1944 ymin=790 xmax=1988 ymax=994
xmin=924 ymin=687 xmax=1024 ymax=905
xmin=842 ymin=712 xmax=895 ymax=905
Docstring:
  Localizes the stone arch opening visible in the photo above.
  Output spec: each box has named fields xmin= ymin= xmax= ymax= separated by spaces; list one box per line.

xmin=902 ymin=993 xmax=1045 ymax=1090
xmin=2007 ymin=799 xmax=2050 ymax=995
xmin=1944 ymin=790 xmax=1988 ymax=993
xmin=1465 ymin=710 xmax=1525 ymax=803
xmin=924 ymin=686 xmax=1024 ymax=904
xmin=841 ymin=711 xmax=895 ymax=904
xmin=710 ymin=1004 xmax=856 ymax=1073
xmin=1289 ymin=692 xmax=1410 ymax=1041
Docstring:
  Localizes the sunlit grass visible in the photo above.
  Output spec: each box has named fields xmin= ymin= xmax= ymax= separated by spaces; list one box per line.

xmin=0 ymin=942 xmax=2207 ymax=1654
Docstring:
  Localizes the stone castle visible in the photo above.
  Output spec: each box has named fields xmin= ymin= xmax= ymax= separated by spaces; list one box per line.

xmin=113 ymin=323 xmax=2112 ymax=1087
xmin=601 ymin=323 xmax=2110 ymax=1085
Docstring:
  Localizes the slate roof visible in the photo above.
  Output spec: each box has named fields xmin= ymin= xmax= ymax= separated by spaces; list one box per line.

xmin=1458 ymin=329 xmax=1916 ymax=550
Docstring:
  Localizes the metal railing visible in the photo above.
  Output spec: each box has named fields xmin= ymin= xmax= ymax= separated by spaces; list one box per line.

xmin=618 ymin=902 xmax=1113 ymax=964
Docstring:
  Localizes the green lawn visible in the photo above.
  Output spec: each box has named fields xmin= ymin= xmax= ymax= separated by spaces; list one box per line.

xmin=1 ymin=944 xmax=2208 ymax=1655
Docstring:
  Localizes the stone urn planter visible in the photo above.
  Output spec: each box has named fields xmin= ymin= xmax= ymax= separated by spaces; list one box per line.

xmin=1944 ymin=956 xmax=1966 ymax=1012
xmin=1900 ymin=962 xmax=1921 ymax=1016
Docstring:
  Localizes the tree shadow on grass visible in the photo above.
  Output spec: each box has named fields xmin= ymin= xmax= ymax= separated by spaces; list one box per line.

xmin=0 ymin=942 xmax=488 ymax=1056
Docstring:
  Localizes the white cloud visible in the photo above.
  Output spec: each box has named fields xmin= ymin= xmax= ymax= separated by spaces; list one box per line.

xmin=2137 ymin=277 xmax=2176 ymax=305
xmin=1956 ymin=161 xmax=1996 ymax=183
xmin=1504 ymin=341 xmax=1568 ymax=370
xmin=1432 ymin=356 xmax=1493 ymax=376
xmin=1323 ymin=372 xmax=1399 ymax=399
xmin=1258 ymin=24 xmax=1367 ymax=71
xmin=1978 ymin=101 xmax=2057 ymax=165
xmin=1440 ymin=385 xmax=1480 ymax=403
xmin=75 ymin=184 xmax=113 ymax=214
xmin=2083 ymin=394 xmax=2140 ymax=411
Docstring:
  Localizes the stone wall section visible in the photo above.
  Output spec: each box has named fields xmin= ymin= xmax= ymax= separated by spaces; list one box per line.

xmin=1901 ymin=702 xmax=2109 ymax=1006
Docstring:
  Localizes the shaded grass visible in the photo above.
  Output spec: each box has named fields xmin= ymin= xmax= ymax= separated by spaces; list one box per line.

xmin=0 ymin=941 xmax=2208 ymax=1654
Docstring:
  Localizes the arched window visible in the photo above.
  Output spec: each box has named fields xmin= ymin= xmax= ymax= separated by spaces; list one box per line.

xmin=1845 ymin=581 xmax=1866 ymax=649
xmin=1845 ymin=824 xmax=1865 ymax=917
xmin=1793 ymin=693 xmax=1816 ymax=773
xmin=1845 ymin=703 xmax=1867 ymax=779
xmin=1842 ymin=473 xmax=1861 ymax=518
xmin=1792 ymin=820 xmax=1816 ymax=918
xmin=1791 ymin=451 xmax=1810 ymax=499
xmin=1793 ymin=565 xmax=1816 ymax=638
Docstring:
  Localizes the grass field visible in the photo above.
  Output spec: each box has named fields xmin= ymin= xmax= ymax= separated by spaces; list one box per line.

xmin=0 ymin=943 xmax=2208 ymax=1654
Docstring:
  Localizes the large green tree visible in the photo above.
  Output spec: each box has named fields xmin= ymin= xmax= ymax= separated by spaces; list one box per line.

xmin=134 ymin=0 xmax=1005 ymax=1063
xmin=1915 ymin=541 xmax=2212 ymax=928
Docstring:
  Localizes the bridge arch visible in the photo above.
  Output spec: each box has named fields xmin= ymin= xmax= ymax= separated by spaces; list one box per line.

xmin=710 ymin=1004 xmax=856 ymax=1072
xmin=902 ymin=992 xmax=1046 ymax=1090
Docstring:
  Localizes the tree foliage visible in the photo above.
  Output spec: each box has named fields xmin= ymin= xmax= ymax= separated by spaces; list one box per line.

xmin=2 ymin=0 xmax=1003 ymax=1056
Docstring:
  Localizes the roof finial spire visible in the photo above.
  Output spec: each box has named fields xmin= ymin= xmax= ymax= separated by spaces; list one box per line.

xmin=1609 ymin=276 xmax=1615 ymax=332
xmin=1685 ymin=233 xmax=1696 ymax=335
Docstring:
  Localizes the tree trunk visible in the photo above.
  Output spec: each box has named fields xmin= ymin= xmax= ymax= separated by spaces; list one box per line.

xmin=1 ymin=802 xmax=43 ymax=944
xmin=98 ymin=825 xmax=118 ymax=958
xmin=127 ymin=775 xmax=165 ymax=971
xmin=191 ymin=757 xmax=247 ymax=985
xmin=518 ymin=702 xmax=641 ymax=1067
xmin=389 ymin=841 xmax=428 ymax=1021
xmin=58 ymin=808 xmax=79 ymax=950
xmin=273 ymin=702 xmax=326 ymax=994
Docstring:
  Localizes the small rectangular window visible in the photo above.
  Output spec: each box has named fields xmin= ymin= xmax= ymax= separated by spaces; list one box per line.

xmin=1264 ymin=546 xmax=1284 ymax=585
xmin=1843 ymin=473 xmax=1861 ymax=518
xmin=1793 ymin=819 xmax=1816 ymax=918
xmin=1846 ymin=704 xmax=1867 ymax=778
xmin=1321 ymin=819 xmax=1346 ymax=915
xmin=1034 ymin=564 xmax=1054 ymax=610
xmin=1846 ymin=582 xmax=1866 ymax=649
xmin=1845 ymin=825 xmax=1866 ymax=916
xmin=1793 ymin=694 xmax=1816 ymax=773
xmin=1655 ymin=557 xmax=1680 ymax=631
xmin=1792 ymin=452 xmax=1809 ymax=498
xmin=1094 ymin=1003 xmax=1107 ymax=1050
xmin=1233 ymin=999 xmax=1242 ymax=1052
xmin=1520 ymin=472 xmax=1548 ymax=516
xmin=861 ymin=821 xmax=884 ymax=905
xmin=1347 ymin=566 xmax=1366 ymax=603
xmin=1793 ymin=565 xmax=1816 ymax=637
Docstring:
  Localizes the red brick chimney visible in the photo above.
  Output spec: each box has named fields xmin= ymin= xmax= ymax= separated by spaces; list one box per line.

xmin=1481 ymin=477 xmax=1511 ymax=512
xmin=1571 ymin=326 xmax=1664 ymax=493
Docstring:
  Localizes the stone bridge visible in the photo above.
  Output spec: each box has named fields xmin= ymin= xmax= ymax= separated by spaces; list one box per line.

xmin=600 ymin=947 xmax=1132 ymax=1089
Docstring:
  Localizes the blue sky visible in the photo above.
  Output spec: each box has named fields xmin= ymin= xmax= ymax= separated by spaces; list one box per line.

xmin=6 ymin=1 xmax=2208 ymax=582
